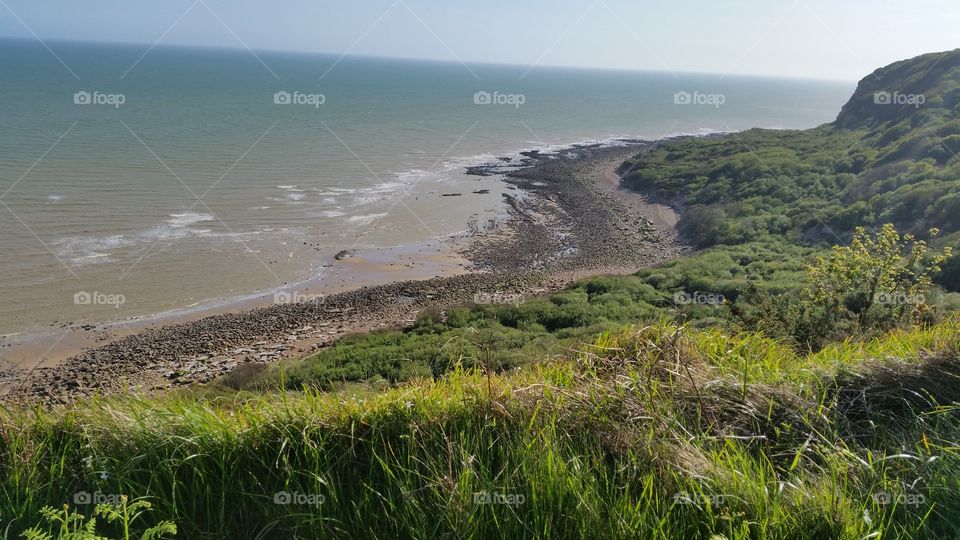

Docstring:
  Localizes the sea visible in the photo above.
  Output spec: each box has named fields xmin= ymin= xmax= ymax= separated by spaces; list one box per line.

xmin=0 ymin=38 xmax=855 ymax=337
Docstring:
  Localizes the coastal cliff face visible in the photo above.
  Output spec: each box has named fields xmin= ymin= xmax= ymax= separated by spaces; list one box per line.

xmin=834 ymin=48 xmax=960 ymax=131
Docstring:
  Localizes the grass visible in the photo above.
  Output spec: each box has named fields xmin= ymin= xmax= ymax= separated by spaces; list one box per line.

xmin=245 ymin=243 xmax=818 ymax=393
xmin=2 ymin=319 xmax=958 ymax=539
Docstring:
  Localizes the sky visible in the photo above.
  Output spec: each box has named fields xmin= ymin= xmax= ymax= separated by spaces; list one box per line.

xmin=1 ymin=0 xmax=958 ymax=81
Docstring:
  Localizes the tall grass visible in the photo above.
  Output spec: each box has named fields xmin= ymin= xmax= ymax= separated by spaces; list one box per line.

xmin=1 ymin=321 xmax=958 ymax=539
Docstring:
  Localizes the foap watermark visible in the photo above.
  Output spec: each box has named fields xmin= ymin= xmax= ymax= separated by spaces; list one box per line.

xmin=74 ymin=291 xmax=125 ymax=308
xmin=473 ymin=491 xmax=525 ymax=506
xmin=673 ymin=91 xmax=725 ymax=108
xmin=673 ymin=492 xmax=727 ymax=506
xmin=74 ymin=491 xmax=124 ymax=506
xmin=473 ymin=91 xmax=526 ymax=108
xmin=673 ymin=291 xmax=725 ymax=306
xmin=274 ymin=90 xmax=326 ymax=108
xmin=874 ymin=291 xmax=925 ymax=305
xmin=473 ymin=291 xmax=526 ymax=306
xmin=873 ymin=91 xmax=925 ymax=108
xmin=273 ymin=290 xmax=326 ymax=305
xmin=873 ymin=491 xmax=926 ymax=507
xmin=74 ymin=90 xmax=126 ymax=108
xmin=274 ymin=491 xmax=325 ymax=506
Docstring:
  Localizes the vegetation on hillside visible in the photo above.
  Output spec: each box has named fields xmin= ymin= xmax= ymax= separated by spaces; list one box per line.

xmin=623 ymin=49 xmax=960 ymax=252
xmin=236 ymin=224 xmax=950 ymax=392
xmin=3 ymin=49 xmax=960 ymax=539
xmin=2 ymin=321 xmax=959 ymax=538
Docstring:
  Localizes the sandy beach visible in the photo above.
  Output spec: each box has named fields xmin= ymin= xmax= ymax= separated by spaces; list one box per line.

xmin=2 ymin=140 xmax=688 ymax=405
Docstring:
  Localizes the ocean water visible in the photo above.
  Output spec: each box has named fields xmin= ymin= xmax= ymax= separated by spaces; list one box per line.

xmin=0 ymin=39 xmax=854 ymax=335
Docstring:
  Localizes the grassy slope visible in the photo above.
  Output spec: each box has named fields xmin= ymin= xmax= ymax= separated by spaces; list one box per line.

xmin=2 ymin=320 xmax=959 ymax=538
xmin=238 ymin=238 xmax=953 ymax=393
xmin=622 ymin=126 xmax=960 ymax=251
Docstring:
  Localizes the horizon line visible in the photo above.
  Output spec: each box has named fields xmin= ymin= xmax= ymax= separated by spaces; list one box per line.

xmin=0 ymin=34 xmax=859 ymax=84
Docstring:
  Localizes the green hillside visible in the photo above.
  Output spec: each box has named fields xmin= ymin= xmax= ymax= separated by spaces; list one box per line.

xmin=4 ymin=321 xmax=959 ymax=539
xmin=623 ymin=48 xmax=960 ymax=246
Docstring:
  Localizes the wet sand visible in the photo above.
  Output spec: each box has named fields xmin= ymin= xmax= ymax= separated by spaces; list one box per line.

xmin=0 ymin=239 xmax=472 ymax=394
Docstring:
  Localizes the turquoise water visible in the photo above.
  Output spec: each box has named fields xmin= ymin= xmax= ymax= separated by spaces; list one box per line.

xmin=0 ymin=38 xmax=854 ymax=334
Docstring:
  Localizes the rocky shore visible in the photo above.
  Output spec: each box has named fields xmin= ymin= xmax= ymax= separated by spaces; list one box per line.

xmin=5 ymin=141 xmax=689 ymax=405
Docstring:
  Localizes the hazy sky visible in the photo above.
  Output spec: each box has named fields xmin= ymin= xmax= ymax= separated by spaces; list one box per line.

xmin=1 ymin=0 xmax=957 ymax=80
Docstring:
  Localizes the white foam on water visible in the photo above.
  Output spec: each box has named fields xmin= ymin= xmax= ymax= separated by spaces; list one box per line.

xmin=54 ymin=234 xmax=134 ymax=265
xmin=167 ymin=212 xmax=216 ymax=228
xmin=348 ymin=213 xmax=387 ymax=224
xmin=70 ymin=252 xmax=113 ymax=264
xmin=201 ymin=230 xmax=268 ymax=241
xmin=369 ymin=181 xmax=405 ymax=192
xmin=54 ymin=212 xmax=259 ymax=265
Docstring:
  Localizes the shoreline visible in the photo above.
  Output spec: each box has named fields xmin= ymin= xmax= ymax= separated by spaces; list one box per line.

xmin=2 ymin=139 xmax=690 ymax=405
xmin=0 ymin=237 xmax=473 ymax=373
xmin=0 ymin=133 xmax=689 ymax=358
